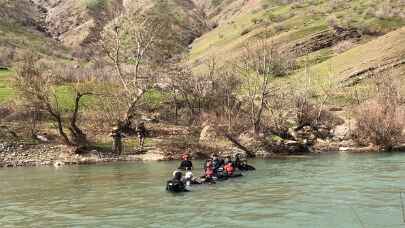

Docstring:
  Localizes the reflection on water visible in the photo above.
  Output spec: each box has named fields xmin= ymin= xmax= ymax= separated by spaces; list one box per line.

xmin=2 ymin=153 xmax=405 ymax=227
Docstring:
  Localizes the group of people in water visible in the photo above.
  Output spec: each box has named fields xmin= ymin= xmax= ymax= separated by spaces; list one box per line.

xmin=167 ymin=153 xmax=255 ymax=192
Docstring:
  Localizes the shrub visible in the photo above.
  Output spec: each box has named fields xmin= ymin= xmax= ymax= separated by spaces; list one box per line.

xmin=326 ymin=14 xmax=339 ymax=29
xmin=295 ymin=96 xmax=344 ymax=130
xmin=353 ymin=100 xmax=404 ymax=149
xmin=0 ymin=47 xmax=15 ymax=67
xmin=83 ymin=0 xmax=107 ymax=11
xmin=333 ymin=40 xmax=355 ymax=54
xmin=353 ymin=78 xmax=404 ymax=149
xmin=273 ymin=23 xmax=285 ymax=33
xmin=271 ymin=50 xmax=297 ymax=77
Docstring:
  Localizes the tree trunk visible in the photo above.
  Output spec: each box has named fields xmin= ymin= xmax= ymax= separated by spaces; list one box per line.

xmin=45 ymin=103 xmax=72 ymax=146
xmin=56 ymin=115 xmax=72 ymax=146
xmin=69 ymin=93 xmax=88 ymax=145
xmin=223 ymin=132 xmax=255 ymax=158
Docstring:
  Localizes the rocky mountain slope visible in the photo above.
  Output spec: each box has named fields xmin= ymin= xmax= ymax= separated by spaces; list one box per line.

xmin=0 ymin=0 xmax=404 ymax=94
xmin=188 ymin=0 xmax=405 ymax=99
xmin=0 ymin=0 xmax=209 ymax=60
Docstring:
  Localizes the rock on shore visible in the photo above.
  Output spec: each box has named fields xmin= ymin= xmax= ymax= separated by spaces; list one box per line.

xmin=0 ymin=142 xmax=70 ymax=167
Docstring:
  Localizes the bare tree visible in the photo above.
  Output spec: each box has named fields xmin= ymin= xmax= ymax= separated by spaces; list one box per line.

xmin=168 ymin=61 xmax=216 ymax=124
xmin=235 ymin=40 xmax=277 ymax=135
xmin=98 ymin=9 xmax=163 ymax=130
xmin=14 ymin=53 xmax=94 ymax=146
xmin=14 ymin=53 xmax=72 ymax=145
xmin=213 ymin=66 xmax=242 ymax=133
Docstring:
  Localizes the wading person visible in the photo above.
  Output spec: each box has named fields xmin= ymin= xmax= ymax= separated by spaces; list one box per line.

xmin=178 ymin=153 xmax=193 ymax=170
xmin=224 ymin=160 xmax=235 ymax=176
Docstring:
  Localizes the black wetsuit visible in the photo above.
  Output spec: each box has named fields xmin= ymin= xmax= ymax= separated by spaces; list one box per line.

xmin=167 ymin=178 xmax=186 ymax=192
xmin=179 ymin=160 xmax=193 ymax=170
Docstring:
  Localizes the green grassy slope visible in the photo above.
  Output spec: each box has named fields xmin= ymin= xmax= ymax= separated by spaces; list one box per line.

xmin=0 ymin=21 xmax=72 ymax=60
xmin=0 ymin=69 xmax=14 ymax=103
xmin=283 ymin=26 xmax=405 ymax=105
xmin=190 ymin=0 xmax=405 ymax=71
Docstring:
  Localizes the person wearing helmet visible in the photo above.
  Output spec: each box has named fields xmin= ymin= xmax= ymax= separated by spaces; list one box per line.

xmin=167 ymin=171 xmax=187 ymax=192
xmin=178 ymin=153 xmax=193 ymax=170
xmin=205 ymin=160 xmax=214 ymax=178
xmin=211 ymin=154 xmax=221 ymax=172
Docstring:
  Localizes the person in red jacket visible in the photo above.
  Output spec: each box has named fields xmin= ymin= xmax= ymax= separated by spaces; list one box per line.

xmin=205 ymin=160 xmax=214 ymax=177
xmin=224 ymin=161 xmax=235 ymax=176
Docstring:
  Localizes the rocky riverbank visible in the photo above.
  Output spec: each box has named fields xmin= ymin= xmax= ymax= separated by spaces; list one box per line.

xmin=0 ymin=112 xmax=398 ymax=168
xmin=0 ymin=139 xmax=397 ymax=168
xmin=0 ymin=142 xmax=168 ymax=168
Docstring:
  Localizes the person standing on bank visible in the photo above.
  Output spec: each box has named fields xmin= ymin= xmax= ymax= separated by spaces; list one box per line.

xmin=137 ymin=122 xmax=147 ymax=149
xmin=111 ymin=127 xmax=125 ymax=155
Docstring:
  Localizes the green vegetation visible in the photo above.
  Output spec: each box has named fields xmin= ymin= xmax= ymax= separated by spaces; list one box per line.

xmin=1 ymin=0 xmax=405 ymax=155
xmin=82 ymin=0 xmax=108 ymax=10
xmin=0 ymin=69 xmax=14 ymax=103
xmin=0 ymin=22 xmax=71 ymax=59
xmin=190 ymin=0 xmax=405 ymax=72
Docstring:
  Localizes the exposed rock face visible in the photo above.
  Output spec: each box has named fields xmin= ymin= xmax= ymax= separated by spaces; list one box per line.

xmin=283 ymin=28 xmax=361 ymax=57
xmin=0 ymin=0 xmax=47 ymax=30
xmin=1 ymin=0 xmax=209 ymax=51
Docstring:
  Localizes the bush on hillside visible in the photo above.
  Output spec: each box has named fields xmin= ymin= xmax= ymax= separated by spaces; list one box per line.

xmin=271 ymin=50 xmax=297 ymax=77
xmin=295 ymin=97 xmax=343 ymax=130
xmin=83 ymin=0 xmax=107 ymax=11
xmin=353 ymin=100 xmax=404 ymax=149
xmin=353 ymin=78 xmax=404 ymax=149
xmin=333 ymin=40 xmax=355 ymax=54
xmin=0 ymin=47 xmax=15 ymax=67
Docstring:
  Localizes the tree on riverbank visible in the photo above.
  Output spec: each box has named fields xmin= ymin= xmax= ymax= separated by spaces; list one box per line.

xmin=14 ymin=53 xmax=94 ymax=146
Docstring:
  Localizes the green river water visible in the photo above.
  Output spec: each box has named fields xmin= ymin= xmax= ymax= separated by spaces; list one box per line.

xmin=2 ymin=152 xmax=405 ymax=227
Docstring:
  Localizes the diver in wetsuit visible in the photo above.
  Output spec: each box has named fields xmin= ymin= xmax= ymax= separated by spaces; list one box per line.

xmin=167 ymin=171 xmax=186 ymax=192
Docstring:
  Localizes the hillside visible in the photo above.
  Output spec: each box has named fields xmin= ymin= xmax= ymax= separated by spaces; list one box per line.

xmin=189 ymin=0 xmax=405 ymax=72
xmin=0 ymin=0 xmax=405 ymax=162
xmin=0 ymin=0 xmax=209 ymax=62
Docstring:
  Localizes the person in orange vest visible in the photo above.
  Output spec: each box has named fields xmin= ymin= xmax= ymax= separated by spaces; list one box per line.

xmin=204 ymin=160 xmax=214 ymax=179
xmin=224 ymin=160 xmax=235 ymax=176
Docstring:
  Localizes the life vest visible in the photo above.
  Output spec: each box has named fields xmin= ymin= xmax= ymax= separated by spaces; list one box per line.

xmin=205 ymin=166 xmax=214 ymax=177
xmin=224 ymin=163 xmax=234 ymax=175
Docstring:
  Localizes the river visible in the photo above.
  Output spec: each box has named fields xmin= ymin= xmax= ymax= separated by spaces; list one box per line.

xmin=2 ymin=152 xmax=405 ymax=227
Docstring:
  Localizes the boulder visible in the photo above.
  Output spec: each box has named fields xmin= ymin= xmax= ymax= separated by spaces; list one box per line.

xmin=223 ymin=147 xmax=247 ymax=158
xmin=333 ymin=124 xmax=350 ymax=140
xmin=316 ymin=125 xmax=332 ymax=139
xmin=199 ymin=125 xmax=218 ymax=144
xmin=238 ymin=131 xmax=259 ymax=147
